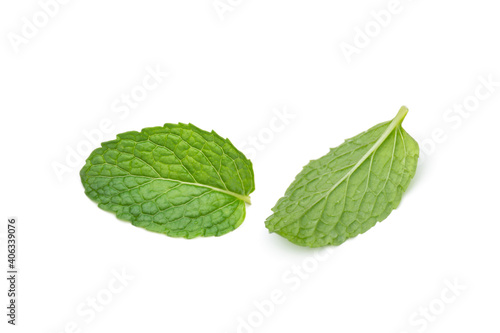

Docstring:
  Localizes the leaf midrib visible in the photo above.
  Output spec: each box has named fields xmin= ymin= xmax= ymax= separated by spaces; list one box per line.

xmin=92 ymin=172 xmax=252 ymax=204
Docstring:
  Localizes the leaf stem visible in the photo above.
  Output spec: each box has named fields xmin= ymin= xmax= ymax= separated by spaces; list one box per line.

xmin=394 ymin=106 xmax=409 ymax=125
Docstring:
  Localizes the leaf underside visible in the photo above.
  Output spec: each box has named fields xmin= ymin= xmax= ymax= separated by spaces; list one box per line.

xmin=80 ymin=123 xmax=255 ymax=239
xmin=265 ymin=107 xmax=419 ymax=247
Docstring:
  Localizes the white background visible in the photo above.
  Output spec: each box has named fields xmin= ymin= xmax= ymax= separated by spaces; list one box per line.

xmin=1 ymin=0 xmax=499 ymax=332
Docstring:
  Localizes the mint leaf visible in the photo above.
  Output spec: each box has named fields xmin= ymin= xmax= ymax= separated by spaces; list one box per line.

xmin=80 ymin=123 xmax=255 ymax=238
xmin=265 ymin=107 xmax=419 ymax=247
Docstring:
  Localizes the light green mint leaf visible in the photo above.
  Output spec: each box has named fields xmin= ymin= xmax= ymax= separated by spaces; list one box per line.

xmin=265 ymin=106 xmax=419 ymax=247
xmin=80 ymin=123 xmax=255 ymax=239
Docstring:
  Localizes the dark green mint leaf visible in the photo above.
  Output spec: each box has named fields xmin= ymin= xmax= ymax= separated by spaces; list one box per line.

xmin=80 ymin=123 xmax=254 ymax=239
